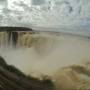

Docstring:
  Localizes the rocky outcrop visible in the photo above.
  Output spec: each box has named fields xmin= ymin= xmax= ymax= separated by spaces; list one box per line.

xmin=0 ymin=56 xmax=54 ymax=90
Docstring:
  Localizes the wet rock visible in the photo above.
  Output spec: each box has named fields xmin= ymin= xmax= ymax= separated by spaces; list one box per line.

xmin=0 ymin=56 xmax=54 ymax=90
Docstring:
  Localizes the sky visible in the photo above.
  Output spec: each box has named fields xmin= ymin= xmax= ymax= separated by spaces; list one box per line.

xmin=0 ymin=0 xmax=90 ymax=36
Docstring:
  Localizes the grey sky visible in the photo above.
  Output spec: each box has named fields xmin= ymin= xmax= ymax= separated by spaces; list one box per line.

xmin=32 ymin=0 xmax=46 ymax=5
xmin=0 ymin=0 xmax=90 ymax=36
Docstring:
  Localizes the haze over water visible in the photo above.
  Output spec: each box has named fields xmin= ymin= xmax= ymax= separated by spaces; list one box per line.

xmin=0 ymin=32 xmax=89 ymax=77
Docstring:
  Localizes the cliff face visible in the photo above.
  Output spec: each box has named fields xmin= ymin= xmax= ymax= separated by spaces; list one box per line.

xmin=0 ymin=56 xmax=54 ymax=90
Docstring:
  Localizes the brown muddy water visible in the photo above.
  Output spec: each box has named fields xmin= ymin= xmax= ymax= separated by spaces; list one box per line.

xmin=0 ymin=31 xmax=90 ymax=90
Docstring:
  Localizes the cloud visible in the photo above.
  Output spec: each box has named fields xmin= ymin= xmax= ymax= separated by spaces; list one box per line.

xmin=32 ymin=0 xmax=46 ymax=5
xmin=0 ymin=0 xmax=90 ymax=36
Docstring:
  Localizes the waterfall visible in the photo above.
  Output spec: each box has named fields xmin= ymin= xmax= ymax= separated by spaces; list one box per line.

xmin=0 ymin=31 xmax=33 ymax=48
xmin=0 ymin=32 xmax=8 ymax=48
xmin=0 ymin=29 xmax=90 ymax=77
xmin=0 ymin=31 xmax=90 ymax=90
xmin=0 ymin=31 xmax=56 ymax=54
xmin=0 ymin=32 xmax=18 ymax=48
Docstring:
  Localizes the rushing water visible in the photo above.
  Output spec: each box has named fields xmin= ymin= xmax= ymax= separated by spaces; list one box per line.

xmin=0 ymin=31 xmax=90 ymax=77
